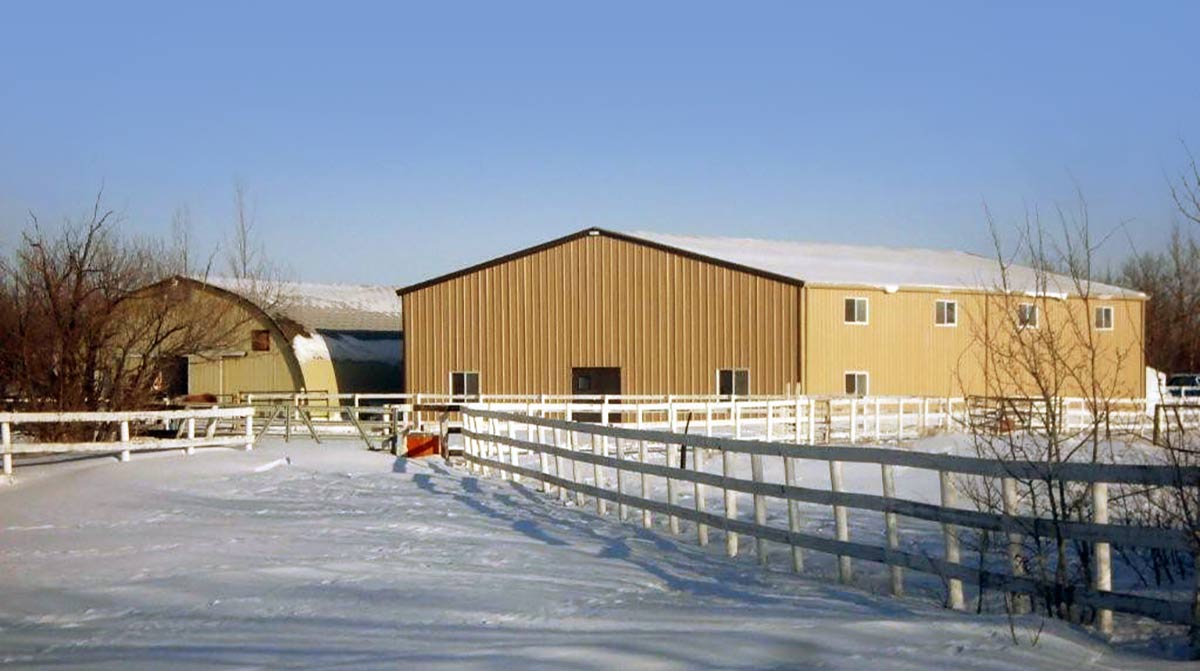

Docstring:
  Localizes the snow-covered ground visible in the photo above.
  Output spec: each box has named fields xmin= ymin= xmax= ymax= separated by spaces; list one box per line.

xmin=0 ymin=439 xmax=1187 ymax=669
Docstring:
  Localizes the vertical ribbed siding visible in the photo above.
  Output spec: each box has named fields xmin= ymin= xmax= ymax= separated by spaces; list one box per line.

xmin=803 ymin=286 xmax=1145 ymax=398
xmin=402 ymin=234 xmax=801 ymax=396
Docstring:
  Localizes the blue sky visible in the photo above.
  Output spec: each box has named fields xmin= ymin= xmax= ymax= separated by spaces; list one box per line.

xmin=1 ymin=1 xmax=1197 ymax=285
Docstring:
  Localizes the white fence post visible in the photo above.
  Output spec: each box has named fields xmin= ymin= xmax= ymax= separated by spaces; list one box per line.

xmin=940 ymin=470 xmax=965 ymax=610
xmin=725 ymin=402 xmax=741 ymax=558
xmin=119 ymin=420 xmax=131 ymax=462
xmin=830 ymin=458 xmax=851 ymax=583
xmin=592 ymin=431 xmax=607 ymax=516
xmin=807 ymin=399 xmax=816 ymax=443
xmin=696 ymin=401 xmax=712 ymax=546
xmin=1001 ymin=477 xmax=1027 ymax=613
xmin=185 ymin=417 xmax=196 ymax=455
xmin=785 ymin=403 xmax=804 ymax=573
xmin=874 ymin=398 xmax=881 ymax=441
xmin=567 ymin=404 xmax=584 ymax=507
xmin=2 ymin=421 xmax=11 ymax=475
xmin=510 ymin=418 xmax=522 ymax=481
xmin=849 ymin=399 xmax=857 ymax=444
xmin=751 ymin=448 xmax=768 ymax=566
xmin=538 ymin=411 xmax=551 ymax=494
xmin=1093 ymin=481 xmax=1113 ymax=636
xmin=637 ymin=404 xmax=652 ymax=528
xmin=881 ymin=463 xmax=903 ymax=596
xmin=244 ymin=412 xmax=254 ymax=451
xmin=666 ymin=400 xmax=680 ymax=534
xmin=754 ymin=402 xmax=772 ymax=565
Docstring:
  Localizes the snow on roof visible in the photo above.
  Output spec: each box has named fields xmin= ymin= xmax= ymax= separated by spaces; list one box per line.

xmin=203 ymin=277 xmax=402 ymax=333
xmin=624 ymin=230 xmax=1144 ymax=298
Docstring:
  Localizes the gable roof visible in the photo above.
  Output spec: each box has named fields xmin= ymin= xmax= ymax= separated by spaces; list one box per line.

xmin=397 ymin=227 xmax=1144 ymax=299
xmin=203 ymin=277 xmax=402 ymax=333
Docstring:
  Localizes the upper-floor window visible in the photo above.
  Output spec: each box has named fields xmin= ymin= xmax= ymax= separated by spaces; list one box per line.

xmin=1017 ymin=303 xmax=1039 ymax=329
xmin=251 ymin=329 xmax=271 ymax=352
xmin=935 ymin=299 xmax=957 ymax=327
xmin=1094 ymin=306 xmax=1114 ymax=331
xmin=844 ymin=371 xmax=869 ymax=397
xmin=450 ymin=371 xmax=480 ymax=400
xmin=717 ymin=368 xmax=750 ymax=398
xmin=844 ymin=297 xmax=868 ymax=325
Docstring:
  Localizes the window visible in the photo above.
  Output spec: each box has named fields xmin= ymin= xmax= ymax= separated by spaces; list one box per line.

xmin=717 ymin=369 xmax=750 ymax=398
xmin=844 ymin=371 xmax=869 ymax=397
xmin=450 ymin=371 xmax=480 ymax=400
xmin=844 ymin=297 xmax=868 ymax=324
xmin=935 ymin=300 xmax=957 ymax=327
xmin=1017 ymin=303 xmax=1039 ymax=329
xmin=251 ymin=329 xmax=271 ymax=352
xmin=1094 ymin=306 xmax=1114 ymax=331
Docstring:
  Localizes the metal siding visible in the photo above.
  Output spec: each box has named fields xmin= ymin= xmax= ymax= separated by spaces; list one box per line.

xmin=803 ymin=286 xmax=1144 ymax=398
xmin=403 ymin=234 xmax=801 ymax=395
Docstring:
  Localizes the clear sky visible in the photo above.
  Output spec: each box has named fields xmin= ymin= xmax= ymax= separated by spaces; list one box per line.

xmin=1 ymin=1 xmax=1197 ymax=286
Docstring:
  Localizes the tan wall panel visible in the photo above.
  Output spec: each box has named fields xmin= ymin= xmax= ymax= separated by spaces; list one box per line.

xmin=403 ymin=235 xmax=802 ymax=395
xmin=180 ymin=290 xmax=307 ymax=397
xmin=803 ymin=286 xmax=1144 ymax=398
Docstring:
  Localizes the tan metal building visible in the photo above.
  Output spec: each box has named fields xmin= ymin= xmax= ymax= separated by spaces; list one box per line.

xmin=398 ymin=228 xmax=1146 ymax=399
xmin=162 ymin=277 xmax=403 ymax=400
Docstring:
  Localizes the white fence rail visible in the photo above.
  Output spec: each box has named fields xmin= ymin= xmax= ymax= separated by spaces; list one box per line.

xmin=459 ymin=395 xmax=1163 ymax=444
xmin=1 ymin=407 xmax=256 ymax=475
xmin=240 ymin=393 xmax=1182 ymax=450
xmin=459 ymin=406 xmax=1200 ymax=638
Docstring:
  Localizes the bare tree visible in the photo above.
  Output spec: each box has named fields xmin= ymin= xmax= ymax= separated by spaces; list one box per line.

xmin=0 ymin=191 xmax=273 ymax=435
xmin=958 ymin=196 xmax=1140 ymax=631
xmin=226 ymin=180 xmax=266 ymax=280
xmin=1121 ymin=146 xmax=1200 ymax=377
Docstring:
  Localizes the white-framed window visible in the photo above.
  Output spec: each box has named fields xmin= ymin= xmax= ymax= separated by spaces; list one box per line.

xmin=844 ymin=297 xmax=869 ymax=325
xmin=717 ymin=368 xmax=750 ymax=398
xmin=450 ymin=371 xmax=480 ymax=400
xmin=1017 ymin=303 xmax=1039 ymax=329
xmin=935 ymin=299 xmax=958 ymax=327
xmin=1094 ymin=305 xmax=1114 ymax=331
xmin=844 ymin=371 xmax=869 ymax=397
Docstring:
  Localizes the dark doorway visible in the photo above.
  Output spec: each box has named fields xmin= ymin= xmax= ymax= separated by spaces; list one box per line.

xmin=571 ymin=367 xmax=621 ymax=422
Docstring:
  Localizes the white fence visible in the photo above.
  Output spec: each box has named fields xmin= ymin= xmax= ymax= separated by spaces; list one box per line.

xmin=459 ymin=406 xmax=1200 ymax=638
xmin=1 ymin=407 xmax=256 ymax=475
xmin=237 ymin=393 xmax=1177 ymax=450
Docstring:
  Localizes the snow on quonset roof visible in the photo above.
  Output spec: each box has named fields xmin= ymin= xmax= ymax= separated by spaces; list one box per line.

xmin=624 ymin=231 xmax=1144 ymax=298
xmin=203 ymin=277 xmax=402 ymax=333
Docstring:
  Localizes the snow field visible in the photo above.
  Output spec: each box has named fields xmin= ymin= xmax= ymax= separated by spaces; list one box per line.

xmin=0 ymin=437 xmax=1185 ymax=669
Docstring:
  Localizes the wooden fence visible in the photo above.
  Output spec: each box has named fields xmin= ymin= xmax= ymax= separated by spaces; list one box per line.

xmin=459 ymin=405 xmax=1200 ymax=639
xmin=1 ymin=407 xmax=256 ymax=475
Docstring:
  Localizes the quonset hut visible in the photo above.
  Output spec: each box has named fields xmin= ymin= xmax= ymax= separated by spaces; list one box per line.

xmin=160 ymin=276 xmax=402 ymax=400
xmin=397 ymin=228 xmax=1146 ymax=399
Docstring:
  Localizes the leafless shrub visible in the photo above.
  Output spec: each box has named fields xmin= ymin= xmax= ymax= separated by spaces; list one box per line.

xmin=0 ymin=188 xmax=280 ymax=439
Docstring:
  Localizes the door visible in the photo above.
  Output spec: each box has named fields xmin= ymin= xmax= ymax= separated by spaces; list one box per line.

xmin=571 ymin=367 xmax=621 ymax=422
